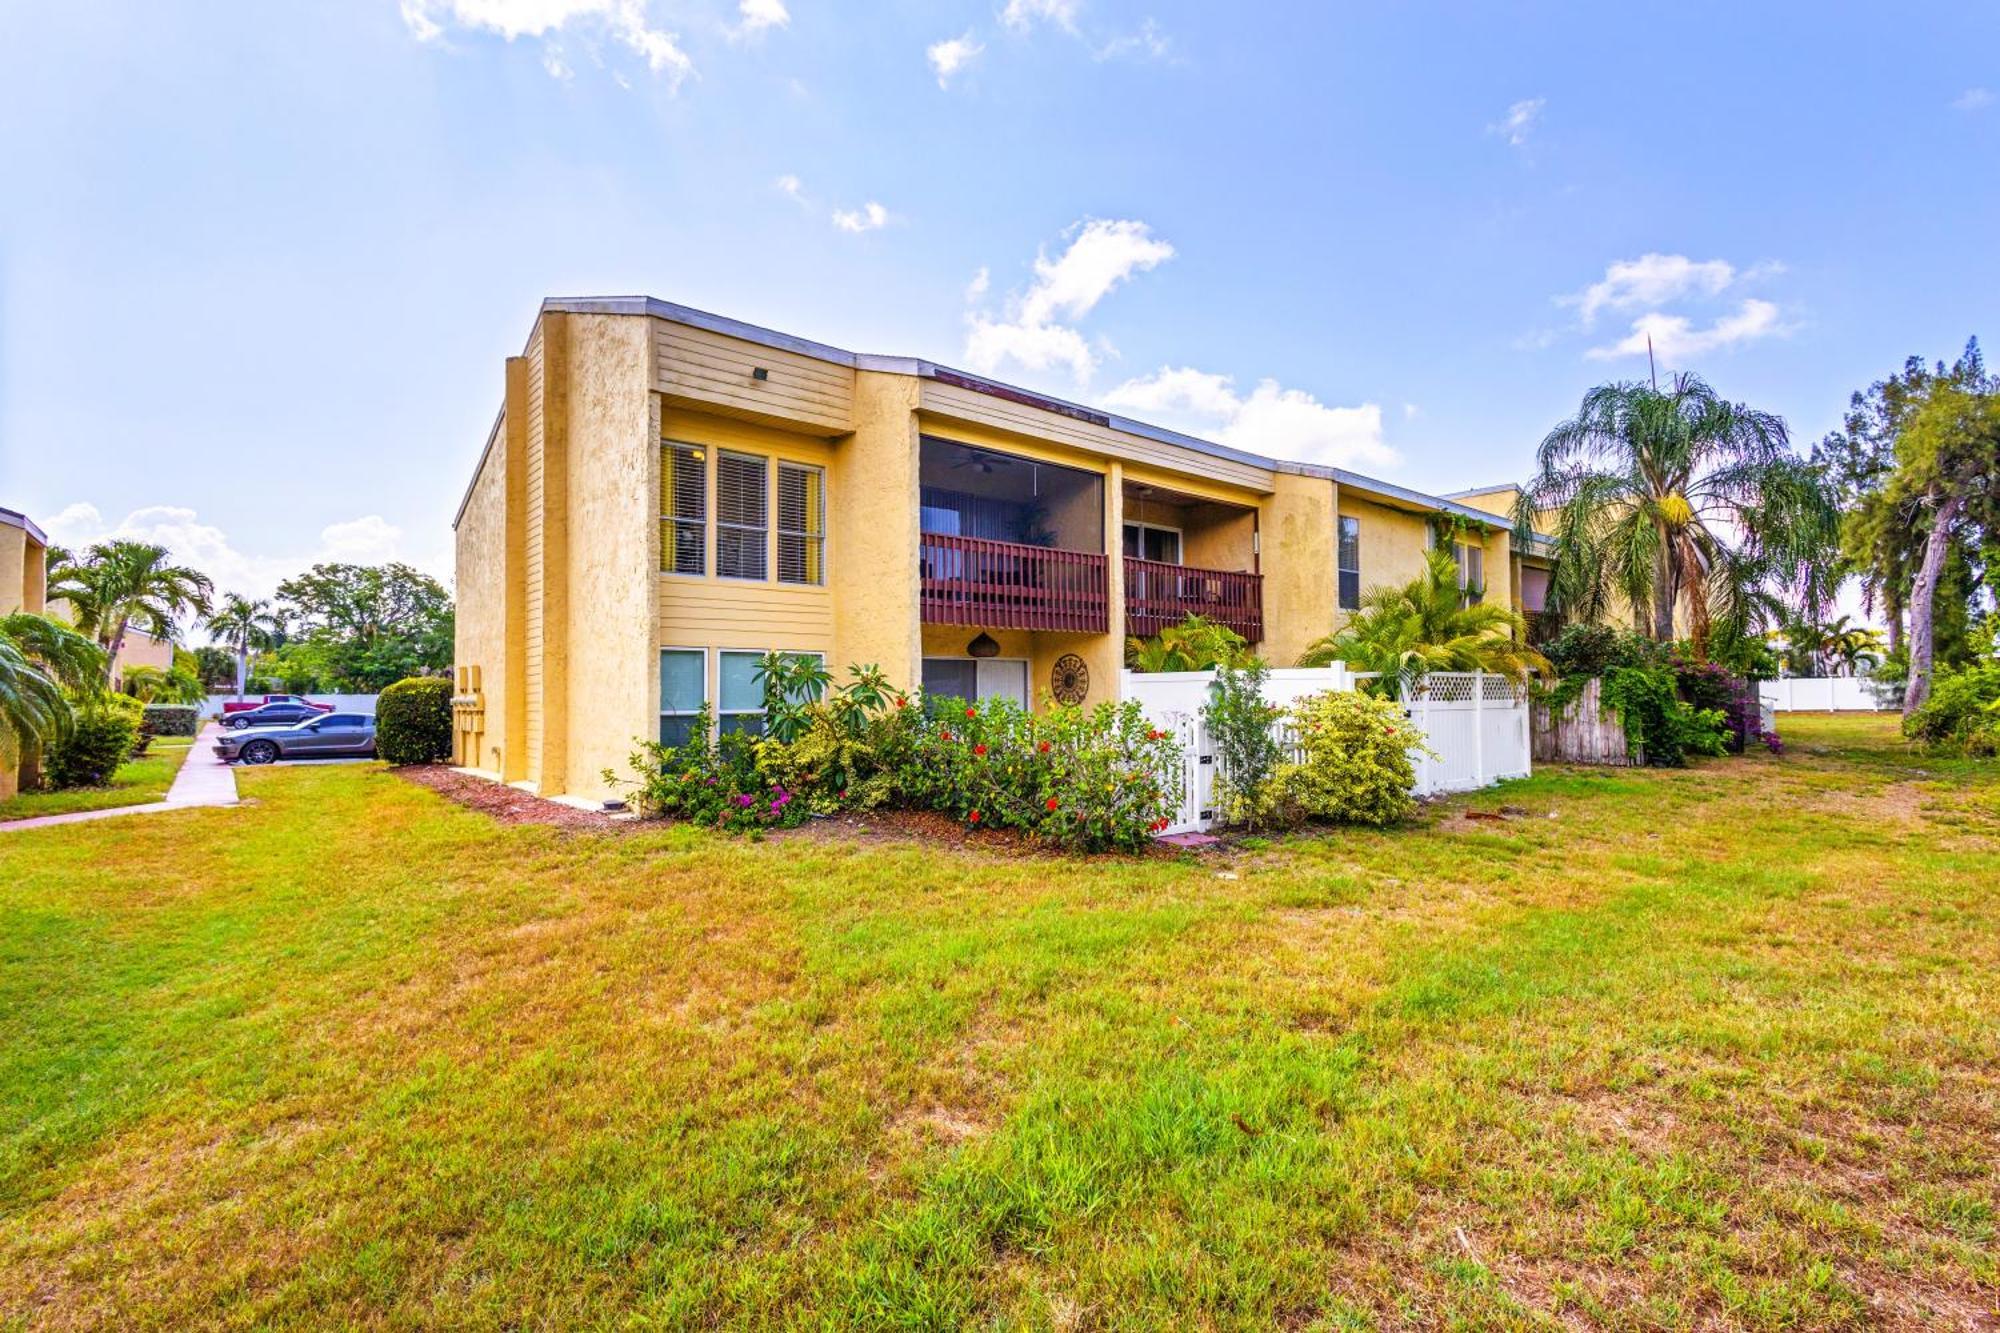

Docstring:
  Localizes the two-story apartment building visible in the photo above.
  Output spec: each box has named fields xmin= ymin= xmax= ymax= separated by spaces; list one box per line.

xmin=452 ymin=298 xmax=1525 ymax=804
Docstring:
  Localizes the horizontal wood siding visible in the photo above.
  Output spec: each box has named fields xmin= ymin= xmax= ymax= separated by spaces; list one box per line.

xmin=656 ymin=322 xmax=854 ymax=434
xmin=658 ymin=580 xmax=835 ymax=649
xmin=919 ymin=379 xmax=1275 ymax=494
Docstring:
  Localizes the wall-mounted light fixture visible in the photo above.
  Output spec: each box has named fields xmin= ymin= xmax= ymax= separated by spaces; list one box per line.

xmin=967 ymin=632 xmax=1000 ymax=659
xmin=751 ymin=366 xmax=770 ymax=381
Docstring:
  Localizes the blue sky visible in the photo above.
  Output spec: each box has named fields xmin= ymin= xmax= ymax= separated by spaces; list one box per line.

xmin=2 ymin=1 xmax=1996 ymax=603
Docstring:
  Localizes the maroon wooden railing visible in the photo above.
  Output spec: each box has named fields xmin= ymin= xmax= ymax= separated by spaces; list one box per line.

xmin=920 ymin=533 xmax=1108 ymax=632
xmin=1124 ymin=557 xmax=1263 ymax=642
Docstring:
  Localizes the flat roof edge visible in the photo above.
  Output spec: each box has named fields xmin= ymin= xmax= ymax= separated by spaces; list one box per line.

xmin=0 ymin=506 xmax=48 ymax=546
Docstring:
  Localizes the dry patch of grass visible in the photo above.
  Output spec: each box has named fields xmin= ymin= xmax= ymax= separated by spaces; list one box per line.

xmin=1 ymin=715 xmax=1997 ymax=1329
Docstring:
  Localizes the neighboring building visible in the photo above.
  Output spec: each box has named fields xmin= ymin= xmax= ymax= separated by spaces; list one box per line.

xmin=2 ymin=506 xmax=51 ymax=802
xmin=453 ymin=298 xmax=1520 ymax=803
xmin=1443 ymin=484 xmax=1556 ymax=633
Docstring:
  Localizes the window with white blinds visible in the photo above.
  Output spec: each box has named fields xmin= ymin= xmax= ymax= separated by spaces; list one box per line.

xmin=661 ymin=443 xmax=706 ymax=576
xmin=777 ymin=462 xmax=825 ymax=586
xmin=716 ymin=452 xmax=768 ymax=580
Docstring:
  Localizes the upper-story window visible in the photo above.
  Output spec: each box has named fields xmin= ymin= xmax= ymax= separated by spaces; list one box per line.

xmin=716 ymin=452 xmax=769 ymax=581
xmin=777 ymin=462 xmax=825 ymax=586
xmin=662 ymin=442 xmax=706 ymax=575
xmin=1337 ymin=516 xmax=1361 ymax=611
xmin=1453 ymin=540 xmax=1485 ymax=606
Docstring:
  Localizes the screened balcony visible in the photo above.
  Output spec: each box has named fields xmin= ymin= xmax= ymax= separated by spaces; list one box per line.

xmin=918 ymin=437 xmax=1108 ymax=633
xmin=1121 ymin=482 xmax=1263 ymax=642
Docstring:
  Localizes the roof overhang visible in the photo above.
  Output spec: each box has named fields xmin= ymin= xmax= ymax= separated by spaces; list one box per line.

xmin=0 ymin=506 xmax=49 ymax=546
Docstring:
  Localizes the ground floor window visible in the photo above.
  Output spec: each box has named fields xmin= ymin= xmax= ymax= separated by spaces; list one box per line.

xmin=659 ymin=648 xmax=706 ymax=746
xmin=921 ymin=657 xmax=1029 ymax=709
xmin=719 ymin=649 xmax=826 ymax=736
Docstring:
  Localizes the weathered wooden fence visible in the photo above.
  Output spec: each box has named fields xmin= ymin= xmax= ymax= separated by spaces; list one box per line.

xmin=1530 ymin=677 xmax=1640 ymax=766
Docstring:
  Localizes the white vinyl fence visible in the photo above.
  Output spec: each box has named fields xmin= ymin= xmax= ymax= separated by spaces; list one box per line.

xmin=1758 ymin=677 xmax=1895 ymax=713
xmin=1122 ymin=666 xmax=1531 ymax=835
xmin=202 ymin=692 xmax=380 ymax=718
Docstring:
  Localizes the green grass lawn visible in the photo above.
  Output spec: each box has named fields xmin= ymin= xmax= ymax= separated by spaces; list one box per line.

xmin=0 ymin=736 xmax=194 ymax=823
xmin=1 ymin=714 xmax=1994 ymax=1329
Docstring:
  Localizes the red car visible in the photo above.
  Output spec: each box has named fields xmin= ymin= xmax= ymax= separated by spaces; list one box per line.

xmin=219 ymin=693 xmax=334 ymax=716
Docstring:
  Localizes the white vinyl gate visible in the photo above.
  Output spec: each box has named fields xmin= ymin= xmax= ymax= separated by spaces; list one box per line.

xmin=1123 ymin=666 xmax=1531 ymax=835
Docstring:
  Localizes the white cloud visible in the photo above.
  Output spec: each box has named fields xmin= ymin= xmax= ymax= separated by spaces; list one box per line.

xmin=927 ymin=32 xmax=982 ymax=88
xmin=831 ymin=200 xmax=890 ymax=233
xmin=963 ymin=219 xmax=1175 ymax=383
xmin=1954 ymin=87 xmax=1994 ymax=112
xmin=1103 ymin=368 xmax=1395 ymax=470
xmin=41 ymin=503 xmax=426 ymax=609
xmin=737 ymin=0 xmax=788 ymax=35
xmin=1488 ymin=96 xmax=1545 ymax=147
xmin=774 ymin=172 xmax=808 ymax=205
xmin=542 ymin=42 xmax=574 ymax=78
xmin=1565 ymin=253 xmax=1739 ymax=326
xmin=964 ymin=267 xmax=990 ymax=302
xmin=1586 ymin=298 xmax=1789 ymax=362
xmin=1095 ymin=18 xmax=1170 ymax=62
xmin=1001 ymin=0 xmax=1079 ymax=33
xmin=400 ymin=0 xmax=692 ymax=87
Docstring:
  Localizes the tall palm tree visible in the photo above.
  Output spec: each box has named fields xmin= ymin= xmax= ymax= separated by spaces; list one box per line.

xmin=1518 ymin=374 xmax=1840 ymax=658
xmin=1297 ymin=549 xmax=1549 ymax=693
xmin=48 ymin=541 xmax=213 ymax=686
xmin=205 ymin=593 xmax=284 ymax=698
xmin=0 ymin=613 xmax=106 ymax=764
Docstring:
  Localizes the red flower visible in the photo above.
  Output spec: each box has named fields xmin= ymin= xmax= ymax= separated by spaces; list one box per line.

xmin=941 ymin=730 xmax=953 ymax=741
xmin=973 ymin=743 xmax=988 ymax=757
xmin=893 ymin=696 xmax=908 ymax=709
xmin=965 ymin=706 xmax=977 ymax=718
xmin=1038 ymin=740 xmax=1052 ymax=753
xmin=1046 ymin=797 xmax=1059 ymax=811
xmin=968 ymin=809 xmax=982 ymax=824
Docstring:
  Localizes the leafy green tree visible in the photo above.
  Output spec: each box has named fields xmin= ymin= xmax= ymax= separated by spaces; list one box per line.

xmin=274 ymin=562 xmax=454 ymax=691
xmin=1297 ymin=548 xmax=1549 ymax=692
xmin=188 ymin=645 xmax=236 ymax=690
xmin=1893 ymin=377 xmax=2000 ymax=713
xmin=46 ymin=541 xmax=213 ymax=686
xmin=0 ymin=613 xmax=106 ymax=764
xmin=1519 ymin=374 xmax=1840 ymax=657
xmin=205 ymin=593 xmax=285 ymax=697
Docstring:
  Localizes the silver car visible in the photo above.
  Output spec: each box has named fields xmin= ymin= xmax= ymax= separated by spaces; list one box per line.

xmin=216 ymin=712 xmax=377 ymax=765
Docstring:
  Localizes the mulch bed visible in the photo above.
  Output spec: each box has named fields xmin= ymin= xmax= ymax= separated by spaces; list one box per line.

xmin=393 ymin=766 xmax=1212 ymax=859
xmin=395 ymin=766 xmax=623 ymax=831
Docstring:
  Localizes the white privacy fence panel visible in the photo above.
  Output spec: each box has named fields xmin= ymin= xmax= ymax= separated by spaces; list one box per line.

xmin=1398 ymin=671 xmax=1532 ymax=796
xmin=1758 ymin=677 xmax=1894 ymax=712
xmin=1121 ymin=664 xmax=1528 ymax=833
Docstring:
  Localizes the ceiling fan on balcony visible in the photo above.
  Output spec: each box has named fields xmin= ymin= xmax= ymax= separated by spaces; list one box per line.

xmin=950 ymin=448 xmax=1015 ymax=474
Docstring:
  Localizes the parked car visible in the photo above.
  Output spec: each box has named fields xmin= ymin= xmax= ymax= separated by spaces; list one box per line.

xmin=215 ymin=712 xmax=377 ymax=765
xmin=221 ymin=700 xmax=340 ymax=730
xmin=220 ymin=693 xmax=333 ymax=716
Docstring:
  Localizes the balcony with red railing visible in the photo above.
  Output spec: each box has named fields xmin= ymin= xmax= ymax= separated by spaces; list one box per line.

xmin=919 ymin=533 xmax=1109 ymax=633
xmin=1124 ymin=558 xmax=1263 ymax=642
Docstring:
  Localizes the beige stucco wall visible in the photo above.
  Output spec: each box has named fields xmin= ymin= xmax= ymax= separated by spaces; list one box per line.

xmin=562 ymin=313 xmax=657 ymax=804
xmin=1337 ymin=493 xmax=1434 ymax=614
xmin=1 ymin=522 xmax=47 ymax=617
xmin=835 ymin=372 xmax=924 ymax=693
xmin=453 ymin=425 xmax=511 ymax=776
xmin=1260 ymin=472 xmax=1337 ymax=666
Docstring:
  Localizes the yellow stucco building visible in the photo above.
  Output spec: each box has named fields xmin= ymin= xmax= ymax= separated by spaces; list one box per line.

xmin=453 ymin=298 xmax=1535 ymax=804
xmin=2 ymin=506 xmax=51 ymax=802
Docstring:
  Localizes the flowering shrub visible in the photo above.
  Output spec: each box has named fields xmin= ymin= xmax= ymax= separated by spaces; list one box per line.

xmin=611 ymin=671 xmax=1181 ymax=852
xmin=1671 ymin=651 xmax=1779 ymax=754
xmin=1271 ymin=689 xmax=1428 ymax=827
xmin=892 ymin=696 xmax=1181 ymax=852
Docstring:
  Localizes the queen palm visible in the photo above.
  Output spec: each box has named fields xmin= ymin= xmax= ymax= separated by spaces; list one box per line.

xmin=1297 ymin=549 xmax=1549 ymax=693
xmin=205 ymin=593 xmax=284 ymax=698
xmin=1518 ymin=374 xmax=1839 ymax=658
xmin=0 ymin=613 xmax=106 ymax=763
xmin=48 ymin=541 xmax=213 ymax=685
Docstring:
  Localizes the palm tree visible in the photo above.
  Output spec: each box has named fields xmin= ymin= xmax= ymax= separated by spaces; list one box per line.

xmin=1518 ymin=374 xmax=1840 ymax=658
xmin=1124 ymin=615 xmax=1252 ymax=673
xmin=205 ymin=593 xmax=284 ymax=698
xmin=0 ymin=612 xmax=107 ymax=765
xmin=49 ymin=541 xmax=213 ymax=686
xmin=1297 ymin=549 xmax=1550 ymax=693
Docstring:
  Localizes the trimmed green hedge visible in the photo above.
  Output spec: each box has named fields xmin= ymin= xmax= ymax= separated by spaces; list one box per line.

xmin=376 ymin=676 xmax=454 ymax=765
xmin=142 ymin=704 xmax=201 ymax=738
xmin=45 ymin=706 xmax=140 ymax=789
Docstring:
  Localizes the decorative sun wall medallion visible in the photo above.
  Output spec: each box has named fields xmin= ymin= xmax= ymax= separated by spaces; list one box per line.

xmin=1050 ymin=653 xmax=1089 ymax=705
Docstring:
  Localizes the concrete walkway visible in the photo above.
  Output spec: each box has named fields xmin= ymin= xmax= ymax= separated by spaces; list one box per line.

xmin=0 ymin=724 xmax=240 ymax=833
